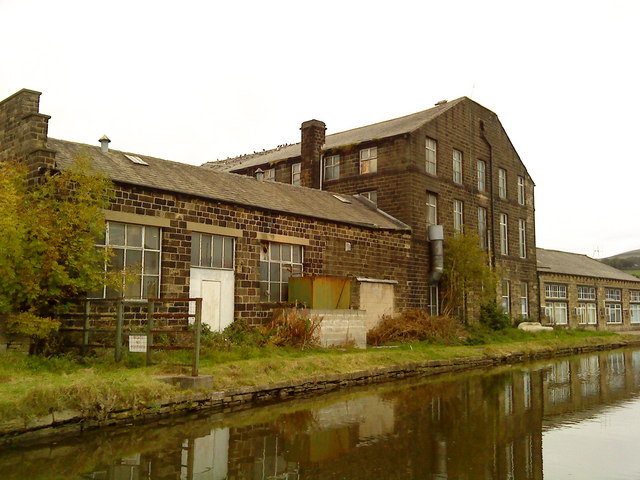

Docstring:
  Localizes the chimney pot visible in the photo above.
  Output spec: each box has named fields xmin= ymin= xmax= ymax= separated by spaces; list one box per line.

xmin=255 ymin=168 xmax=265 ymax=182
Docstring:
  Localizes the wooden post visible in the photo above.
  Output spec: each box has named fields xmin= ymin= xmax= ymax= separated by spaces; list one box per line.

xmin=192 ymin=298 xmax=202 ymax=377
xmin=146 ymin=300 xmax=155 ymax=366
xmin=115 ymin=299 xmax=123 ymax=362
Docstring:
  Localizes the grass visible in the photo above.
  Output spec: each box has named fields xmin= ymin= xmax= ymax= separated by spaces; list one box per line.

xmin=0 ymin=328 xmax=631 ymax=427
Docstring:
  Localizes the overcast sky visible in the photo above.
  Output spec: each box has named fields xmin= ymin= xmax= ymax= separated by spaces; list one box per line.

xmin=1 ymin=0 xmax=638 ymax=258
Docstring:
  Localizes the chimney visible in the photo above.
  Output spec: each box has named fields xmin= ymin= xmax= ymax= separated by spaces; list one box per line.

xmin=99 ymin=135 xmax=111 ymax=153
xmin=254 ymin=168 xmax=264 ymax=181
xmin=300 ymin=119 xmax=325 ymax=189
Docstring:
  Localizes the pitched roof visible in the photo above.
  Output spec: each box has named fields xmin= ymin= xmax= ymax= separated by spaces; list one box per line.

xmin=206 ymin=98 xmax=466 ymax=172
xmin=48 ymin=138 xmax=410 ymax=231
xmin=536 ymin=248 xmax=640 ymax=283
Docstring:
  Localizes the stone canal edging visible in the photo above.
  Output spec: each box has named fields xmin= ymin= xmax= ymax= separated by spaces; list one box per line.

xmin=3 ymin=337 xmax=640 ymax=445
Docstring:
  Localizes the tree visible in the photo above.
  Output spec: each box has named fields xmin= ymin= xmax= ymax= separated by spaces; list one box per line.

xmin=0 ymin=154 xmax=113 ymax=339
xmin=439 ymin=233 xmax=498 ymax=322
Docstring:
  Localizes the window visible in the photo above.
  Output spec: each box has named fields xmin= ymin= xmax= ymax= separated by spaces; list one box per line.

xmin=324 ymin=155 xmax=340 ymax=181
xmin=453 ymin=200 xmax=464 ymax=234
xmin=545 ymin=284 xmax=567 ymax=299
xmin=361 ymin=190 xmax=378 ymax=204
xmin=520 ymin=283 xmax=529 ymax=318
xmin=477 ymin=160 xmax=486 ymax=192
xmin=428 ymin=285 xmax=439 ymax=316
xmin=94 ymin=222 xmax=161 ymax=299
xmin=359 ymin=147 xmax=377 ymax=174
xmin=453 ymin=149 xmax=463 ymax=184
xmin=502 ymin=280 xmax=510 ymax=314
xmin=518 ymin=219 xmax=527 ymax=258
xmin=291 ymin=163 xmax=301 ymax=186
xmin=499 ymin=213 xmax=508 ymax=255
xmin=477 ymin=207 xmax=488 ymax=249
xmin=578 ymin=286 xmax=596 ymax=300
xmin=426 ymin=193 xmax=438 ymax=227
xmin=546 ymin=302 xmax=568 ymax=325
xmin=264 ymin=168 xmax=275 ymax=182
xmin=631 ymin=290 xmax=640 ymax=303
xmin=517 ymin=176 xmax=526 ymax=205
xmin=606 ymin=303 xmax=622 ymax=324
xmin=631 ymin=304 xmax=640 ymax=324
xmin=425 ymin=137 xmax=437 ymax=175
xmin=577 ymin=303 xmax=597 ymax=325
xmin=191 ymin=233 xmax=234 ymax=269
xmin=259 ymin=242 xmax=303 ymax=302
xmin=606 ymin=288 xmax=622 ymax=301
xmin=498 ymin=168 xmax=507 ymax=199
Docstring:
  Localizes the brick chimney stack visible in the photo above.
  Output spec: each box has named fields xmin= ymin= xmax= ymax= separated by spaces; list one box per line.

xmin=0 ymin=89 xmax=56 ymax=179
xmin=300 ymin=119 xmax=325 ymax=189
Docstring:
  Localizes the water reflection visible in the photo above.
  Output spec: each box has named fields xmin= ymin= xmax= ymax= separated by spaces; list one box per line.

xmin=4 ymin=348 xmax=640 ymax=479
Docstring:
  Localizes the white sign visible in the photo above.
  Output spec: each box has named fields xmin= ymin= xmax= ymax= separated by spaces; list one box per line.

xmin=128 ymin=335 xmax=148 ymax=353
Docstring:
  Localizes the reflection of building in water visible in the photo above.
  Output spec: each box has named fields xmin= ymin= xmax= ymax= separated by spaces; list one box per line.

xmin=72 ymin=349 xmax=640 ymax=480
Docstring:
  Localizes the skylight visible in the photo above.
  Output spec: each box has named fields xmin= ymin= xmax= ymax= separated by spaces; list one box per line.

xmin=332 ymin=194 xmax=351 ymax=204
xmin=124 ymin=154 xmax=149 ymax=166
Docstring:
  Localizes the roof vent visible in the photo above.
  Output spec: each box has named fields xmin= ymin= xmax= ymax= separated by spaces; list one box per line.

xmin=99 ymin=135 xmax=111 ymax=153
xmin=435 ymin=99 xmax=448 ymax=106
xmin=332 ymin=194 xmax=351 ymax=204
xmin=124 ymin=154 xmax=149 ymax=166
xmin=255 ymin=168 xmax=264 ymax=181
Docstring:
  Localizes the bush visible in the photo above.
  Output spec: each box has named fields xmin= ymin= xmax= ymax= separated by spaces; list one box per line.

xmin=261 ymin=308 xmax=321 ymax=349
xmin=367 ymin=309 xmax=466 ymax=345
xmin=479 ymin=302 xmax=512 ymax=331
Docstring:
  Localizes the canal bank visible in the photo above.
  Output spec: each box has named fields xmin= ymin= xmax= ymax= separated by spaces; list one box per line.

xmin=3 ymin=334 xmax=640 ymax=446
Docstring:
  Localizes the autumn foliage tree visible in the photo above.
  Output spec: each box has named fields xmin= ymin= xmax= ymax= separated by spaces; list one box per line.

xmin=440 ymin=233 xmax=498 ymax=322
xmin=0 ymin=154 xmax=112 ymax=340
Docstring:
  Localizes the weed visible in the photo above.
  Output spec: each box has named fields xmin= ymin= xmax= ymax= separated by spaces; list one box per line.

xmin=367 ymin=310 xmax=467 ymax=345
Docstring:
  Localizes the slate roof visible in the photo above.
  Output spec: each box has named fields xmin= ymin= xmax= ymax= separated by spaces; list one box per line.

xmin=536 ymin=248 xmax=640 ymax=282
xmin=48 ymin=138 xmax=410 ymax=231
xmin=206 ymin=98 xmax=467 ymax=172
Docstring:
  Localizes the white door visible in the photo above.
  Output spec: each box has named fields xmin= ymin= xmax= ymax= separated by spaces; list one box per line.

xmin=190 ymin=268 xmax=234 ymax=332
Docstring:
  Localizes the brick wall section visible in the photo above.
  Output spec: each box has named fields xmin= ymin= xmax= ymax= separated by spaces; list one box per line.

xmin=110 ymin=183 xmax=412 ymax=325
xmin=538 ymin=272 xmax=640 ymax=331
xmin=0 ymin=89 xmax=56 ymax=178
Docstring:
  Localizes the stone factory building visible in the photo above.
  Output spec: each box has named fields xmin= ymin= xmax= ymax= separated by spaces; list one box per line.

xmin=0 ymin=89 xmax=413 ymax=331
xmin=537 ymin=248 xmax=640 ymax=330
xmin=208 ymin=98 xmax=539 ymax=321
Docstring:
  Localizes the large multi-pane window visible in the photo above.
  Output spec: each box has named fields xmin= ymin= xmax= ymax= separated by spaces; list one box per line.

xmin=545 ymin=284 xmax=567 ymax=299
xmin=359 ymin=147 xmax=377 ymax=174
xmin=291 ymin=163 xmax=301 ymax=186
xmin=453 ymin=149 xmax=463 ymax=184
xmin=425 ymin=137 xmax=437 ymax=175
xmin=631 ymin=291 xmax=640 ymax=324
xmin=517 ymin=176 xmax=526 ymax=205
xmin=499 ymin=213 xmax=508 ymax=255
xmin=324 ymin=155 xmax=340 ymax=181
xmin=498 ymin=168 xmax=507 ymax=199
xmin=606 ymin=288 xmax=622 ymax=301
xmin=546 ymin=302 xmax=568 ymax=325
xmin=477 ymin=207 xmax=488 ymax=249
xmin=426 ymin=193 xmax=438 ymax=227
xmin=578 ymin=286 xmax=596 ymax=300
xmin=453 ymin=200 xmax=464 ymax=234
xmin=606 ymin=303 xmax=622 ymax=324
xmin=518 ymin=219 xmax=527 ymax=258
xmin=191 ymin=233 xmax=234 ymax=269
xmin=477 ymin=160 xmax=486 ymax=192
xmin=260 ymin=242 xmax=303 ymax=302
xmin=577 ymin=303 xmax=597 ymax=325
xmin=94 ymin=222 xmax=161 ymax=299
xmin=520 ymin=282 xmax=529 ymax=318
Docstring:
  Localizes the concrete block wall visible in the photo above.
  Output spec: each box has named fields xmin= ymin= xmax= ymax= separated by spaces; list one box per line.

xmin=312 ymin=309 xmax=367 ymax=349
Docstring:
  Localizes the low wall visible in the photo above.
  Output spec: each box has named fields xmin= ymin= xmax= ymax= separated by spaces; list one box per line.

xmin=313 ymin=309 xmax=367 ymax=348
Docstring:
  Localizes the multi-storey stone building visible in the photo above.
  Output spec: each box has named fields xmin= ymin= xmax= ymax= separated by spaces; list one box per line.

xmin=537 ymin=248 xmax=640 ymax=330
xmin=209 ymin=98 xmax=539 ymax=321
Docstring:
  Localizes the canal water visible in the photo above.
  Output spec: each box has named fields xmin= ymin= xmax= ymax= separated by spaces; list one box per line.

xmin=3 ymin=347 xmax=640 ymax=480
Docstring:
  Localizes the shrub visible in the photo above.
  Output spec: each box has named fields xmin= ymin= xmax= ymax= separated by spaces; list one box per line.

xmin=367 ymin=309 xmax=466 ymax=345
xmin=479 ymin=302 xmax=512 ymax=331
xmin=261 ymin=308 xmax=322 ymax=349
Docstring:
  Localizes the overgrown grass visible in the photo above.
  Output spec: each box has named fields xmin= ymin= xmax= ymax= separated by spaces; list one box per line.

xmin=0 ymin=327 xmax=631 ymax=426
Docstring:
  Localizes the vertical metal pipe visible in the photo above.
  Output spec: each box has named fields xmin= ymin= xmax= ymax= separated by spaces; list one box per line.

xmin=146 ymin=300 xmax=155 ymax=366
xmin=192 ymin=298 xmax=202 ymax=377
